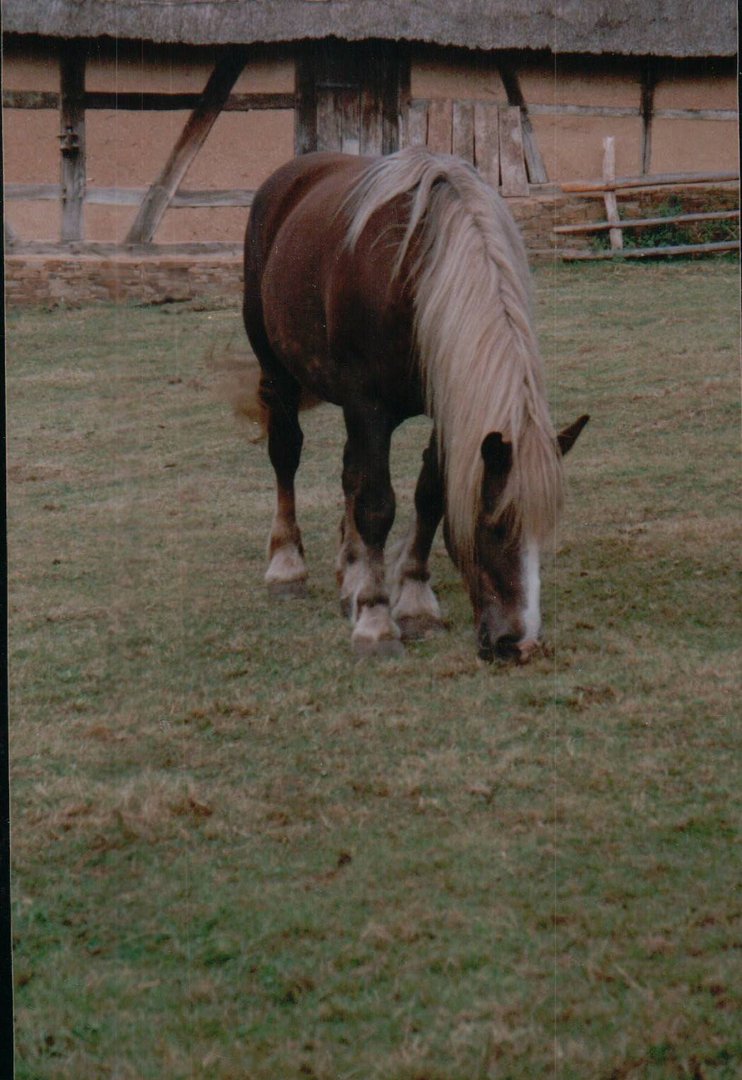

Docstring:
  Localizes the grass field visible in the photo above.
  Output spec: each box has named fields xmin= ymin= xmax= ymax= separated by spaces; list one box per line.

xmin=7 ymin=259 xmax=741 ymax=1079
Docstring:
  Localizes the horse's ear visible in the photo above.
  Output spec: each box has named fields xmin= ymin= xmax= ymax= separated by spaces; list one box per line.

xmin=480 ymin=432 xmax=512 ymax=475
xmin=557 ymin=414 xmax=590 ymax=456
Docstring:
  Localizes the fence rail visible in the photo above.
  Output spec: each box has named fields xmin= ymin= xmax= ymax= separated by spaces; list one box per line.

xmin=556 ymin=140 xmax=739 ymax=261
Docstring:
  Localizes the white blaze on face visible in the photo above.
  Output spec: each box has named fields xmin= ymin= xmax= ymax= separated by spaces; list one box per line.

xmin=521 ymin=540 xmax=541 ymax=642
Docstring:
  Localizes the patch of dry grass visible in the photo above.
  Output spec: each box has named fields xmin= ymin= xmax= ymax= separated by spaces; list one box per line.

xmin=7 ymin=262 xmax=741 ymax=1078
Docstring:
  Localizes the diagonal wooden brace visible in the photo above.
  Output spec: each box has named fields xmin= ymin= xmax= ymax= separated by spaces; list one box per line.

xmin=125 ymin=47 xmax=248 ymax=245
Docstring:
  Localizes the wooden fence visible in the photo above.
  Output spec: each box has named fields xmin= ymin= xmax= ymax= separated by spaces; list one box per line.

xmin=555 ymin=137 xmax=740 ymax=260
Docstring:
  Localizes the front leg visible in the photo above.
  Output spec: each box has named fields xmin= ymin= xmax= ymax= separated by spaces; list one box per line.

xmin=388 ymin=429 xmax=446 ymax=640
xmin=339 ymin=407 xmax=403 ymax=657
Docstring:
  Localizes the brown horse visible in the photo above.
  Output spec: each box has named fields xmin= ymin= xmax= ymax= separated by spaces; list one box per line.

xmin=243 ymin=147 xmax=588 ymax=660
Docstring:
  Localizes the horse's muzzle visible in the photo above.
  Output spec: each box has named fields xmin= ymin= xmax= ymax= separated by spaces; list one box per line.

xmin=478 ymin=621 xmax=539 ymax=664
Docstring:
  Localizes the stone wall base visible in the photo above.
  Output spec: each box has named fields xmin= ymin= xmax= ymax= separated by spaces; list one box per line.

xmin=5 ymin=187 xmax=737 ymax=308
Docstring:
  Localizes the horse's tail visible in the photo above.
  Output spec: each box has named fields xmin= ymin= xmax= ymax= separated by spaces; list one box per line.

xmin=344 ymin=147 xmax=563 ymax=565
xmin=210 ymin=338 xmax=320 ymax=442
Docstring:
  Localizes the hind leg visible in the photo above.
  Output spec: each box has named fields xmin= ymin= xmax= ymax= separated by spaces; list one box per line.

xmin=261 ymin=370 xmax=308 ymax=597
xmin=339 ymin=405 xmax=402 ymax=656
xmin=388 ymin=429 xmax=446 ymax=640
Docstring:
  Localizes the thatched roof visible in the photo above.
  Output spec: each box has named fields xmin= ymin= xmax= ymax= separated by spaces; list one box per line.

xmin=2 ymin=0 xmax=736 ymax=58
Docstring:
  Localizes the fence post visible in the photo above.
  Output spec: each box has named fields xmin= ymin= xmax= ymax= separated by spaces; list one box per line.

xmin=59 ymin=42 xmax=86 ymax=243
xmin=603 ymin=137 xmax=623 ymax=250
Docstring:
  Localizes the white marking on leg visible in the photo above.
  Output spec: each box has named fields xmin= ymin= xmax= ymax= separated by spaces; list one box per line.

xmin=265 ymin=545 xmax=307 ymax=586
xmin=521 ymin=540 xmax=541 ymax=643
xmin=391 ymin=578 xmax=442 ymax=624
xmin=352 ymin=603 xmax=401 ymax=647
xmin=340 ymin=559 xmax=367 ymax=622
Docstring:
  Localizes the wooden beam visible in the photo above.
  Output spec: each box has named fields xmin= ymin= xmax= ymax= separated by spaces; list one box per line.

xmin=554 ymin=210 xmax=739 ymax=235
xmin=498 ymin=106 xmax=528 ymax=197
xmin=4 ymin=184 xmax=61 ymax=201
xmin=562 ymin=170 xmax=739 ymax=193
xmin=498 ymin=64 xmax=548 ymax=184
xmin=295 ymin=48 xmax=318 ymax=154
xmin=6 ymin=240 xmax=245 ymax=258
xmin=59 ymin=42 xmax=86 ymax=243
xmin=640 ymin=59 xmax=657 ymax=175
xmin=529 ymin=103 xmax=641 ymax=118
xmin=86 ymin=91 xmax=292 ymax=112
xmin=3 ymin=89 xmax=294 ymax=111
xmin=5 ymin=184 xmax=257 ymax=210
xmin=5 ymin=89 xmax=735 ymax=124
xmin=379 ymin=42 xmax=403 ymax=155
xmin=3 ymin=90 xmax=60 ymax=109
xmin=125 ymin=47 xmax=247 ymax=245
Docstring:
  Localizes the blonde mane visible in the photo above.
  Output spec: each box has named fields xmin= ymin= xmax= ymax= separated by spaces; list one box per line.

xmin=344 ymin=146 xmax=564 ymax=566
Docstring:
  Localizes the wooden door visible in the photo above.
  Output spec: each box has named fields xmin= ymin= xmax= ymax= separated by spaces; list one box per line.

xmin=295 ymin=40 xmax=408 ymax=157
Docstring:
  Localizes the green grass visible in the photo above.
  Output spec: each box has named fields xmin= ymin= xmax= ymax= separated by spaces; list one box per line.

xmin=7 ymin=261 xmax=741 ymax=1078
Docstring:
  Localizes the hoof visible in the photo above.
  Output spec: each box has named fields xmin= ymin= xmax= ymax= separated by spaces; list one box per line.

xmin=352 ymin=636 xmax=405 ymax=659
xmin=267 ymin=578 xmax=308 ymax=600
xmin=397 ymin=614 xmax=446 ymax=642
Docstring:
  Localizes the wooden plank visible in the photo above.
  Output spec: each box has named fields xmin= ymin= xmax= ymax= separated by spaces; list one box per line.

xmin=562 ymin=240 xmax=740 ymax=261
xmin=125 ymin=47 xmax=247 ymax=244
xmin=602 ymin=137 xmax=623 ymax=250
xmin=452 ymin=101 xmax=474 ymax=163
xmin=554 ymin=210 xmax=739 ymax=235
xmin=379 ymin=42 xmax=402 ymax=155
xmin=406 ymin=101 xmax=429 ymax=147
xmin=295 ymin=48 xmax=318 ymax=154
xmin=473 ymin=102 xmax=499 ymax=188
xmin=316 ymin=89 xmax=342 ymax=151
xmin=359 ymin=81 xmax=383 ymax=155
xmin=426 ymin=100 xmax=452 ymax=154
xmin=497 ymin=64 xmax=548 ymax=183
xmin=562 ymin=170 xmax=739 ymax=193
xmin=405 ymin=100 xmax=428 ymax=148
xmin=59 ymin=42 xmax=86 ymax=243
xmin=498 ymin=106 xmax=528 ymax=196
xmin=339 ymin=87 xmax=360 ymax=155
xmin=396 ymin=44 xmax=412 ymax=152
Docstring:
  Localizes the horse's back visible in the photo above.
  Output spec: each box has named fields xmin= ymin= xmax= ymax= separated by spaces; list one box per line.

xmin=244 ymin=152 xmax=418 ymax=413
xmin=245 ymin=152 xmax=367 ymax=277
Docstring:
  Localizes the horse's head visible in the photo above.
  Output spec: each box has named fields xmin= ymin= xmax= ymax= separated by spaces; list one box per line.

xmin=455 ymin=416 xmax=589 ymax=663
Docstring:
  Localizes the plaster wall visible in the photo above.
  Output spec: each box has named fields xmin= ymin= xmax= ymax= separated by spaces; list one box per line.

xmin=3 ymin=40 xmax=737 ymax=246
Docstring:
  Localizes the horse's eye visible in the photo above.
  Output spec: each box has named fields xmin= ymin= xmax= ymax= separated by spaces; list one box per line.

xmin=487 ymin=521 xmax=508 ymax=543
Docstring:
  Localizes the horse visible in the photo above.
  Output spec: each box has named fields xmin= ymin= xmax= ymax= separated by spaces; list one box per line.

xmin=242 ymin=146 xmax=588 ymax=660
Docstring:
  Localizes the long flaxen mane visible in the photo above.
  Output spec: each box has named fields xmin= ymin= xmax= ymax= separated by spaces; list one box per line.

xmin=344 ymin=146 xmax=564 ymax=568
